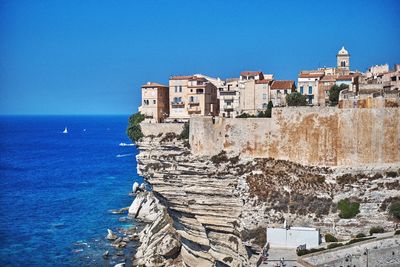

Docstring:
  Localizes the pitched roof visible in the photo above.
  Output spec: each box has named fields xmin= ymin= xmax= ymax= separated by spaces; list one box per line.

xmin=298 ymin=72 xmax=324 ymax=78
xmin=255 ymin=79 xmax=272 ymax=84
xmin=320 ymin=75 xmax=337 ymax=82
xmin=170 ymin=75 xmax=193 ymax=80
xmin=188 ymin=76 xmax=207 ymax=82
xmin=142 ymin=82 xmax=168 ymax=88
xmin=271 ymin=80 xmax=295 ymax=90
xmin=240 ymin=71 xmax=262 ymax=76
xmin=337 ymin=74 xmax=357 ymax=80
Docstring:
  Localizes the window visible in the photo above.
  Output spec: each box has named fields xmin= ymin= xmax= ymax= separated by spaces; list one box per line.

xmin=174 ymin=86 xmax=178 ymax=93
xmin=179 ymin=86 xmax=182 ymax=92
xmin=284 ymin=90 xmax=287 ymax=94
xmin=262 ymin=103 xmax=268 ymax=109
xmin=263 ymin=93 xmax=267 ymax=100
xmin=189 ymin=96 xmax=194 ymax=102
xmin=153 ymin=100 xmax=156 ymax=104
xmin=300 ymin=86 xmax=304 ymax=94
xmin=308 ymin=86 xmax=312 ymax=95
xmin=341 ymin=61 xmax=346 ymax=67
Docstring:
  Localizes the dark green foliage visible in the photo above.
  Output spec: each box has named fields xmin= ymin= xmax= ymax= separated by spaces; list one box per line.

xmin=160 ymin=132 xmax=177 ymax=142
xmin=356 ymin=233 xmax=366 ymax=238
xmin=338 ymin=198 xmax=360 ymax=219
xmin=329 ymin=84 xmax=348 ymax=106
xmin=296 ymin=247 xmax=326 ymax=256
xmin=257 ymin=101 xmax=274 ymax=118
xmin=286 ymin=92 xmax=307 ymax=106
xmin=126 ymin=112 xmax=145 ymax=142
xmin=389 ymin=201 xmax=400 ymax=219
xmin=237 ymin=113 xmax=255 ymax=118
xmin=369 ymin=226 xmax=384 ymax=236
xmin=325 ymin=233 xmax=338 ymax=242
xmin=394 ymin=230 xmax=400 ymax=235
xmin=179 ymin=122 xmax=189 ymax=139
xmin=327 ymin=243 xmax=344 ymax=249
xmin=347 ymin=237 xmax=374 ymax=245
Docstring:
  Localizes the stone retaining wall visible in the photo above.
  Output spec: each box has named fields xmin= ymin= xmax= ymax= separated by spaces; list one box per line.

xmin=140 ymin=122 xmax=184 ymax=136
xmin=189 ymin=107 xmax=400 ymax=166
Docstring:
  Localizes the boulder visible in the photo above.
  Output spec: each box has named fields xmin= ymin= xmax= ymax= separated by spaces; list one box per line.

xmin=106 ymin=229 xmax=117 ymax=240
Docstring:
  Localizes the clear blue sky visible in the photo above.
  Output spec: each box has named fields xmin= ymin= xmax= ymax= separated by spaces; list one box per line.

xmin=1 ymin=0 xmax=399 ymax=115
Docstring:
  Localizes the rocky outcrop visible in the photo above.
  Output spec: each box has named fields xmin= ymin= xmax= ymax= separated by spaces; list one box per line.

xmin=132 ymin=133 xmax=400 ymax=266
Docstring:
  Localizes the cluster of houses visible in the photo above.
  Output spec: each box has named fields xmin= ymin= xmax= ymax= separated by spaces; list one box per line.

xmin=139 ymin=47 xmax=400 ymax=123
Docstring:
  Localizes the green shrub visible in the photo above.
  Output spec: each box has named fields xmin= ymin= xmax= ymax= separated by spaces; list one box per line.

xmin=327 ymin=243 xmax=343 ymax=249
xmin=395 ymin=230 xmax=400 ymax=235
xmin=338 ymin=198 xmax=360 ymax=219
xmin=389 ymin=201 xmax=400 ymax=219
xmin=369 ymin=226 xmax=384 ymax=236
xmin=355 ymin=233 xmax=366 ymax=238
xmin=347 ymin=237 xmax=374 ymax=245
xmin=126 ymin=112 xmax=145 ymax=142
xmin=286 ymin=92 xmax=307 ymax=106
xmin=237 ymin=113 xmax=255 ymax=118
xmin=329 ymin=84 xmax=348 ymax=106
xmin=296 ymin=247 xmax=326 ymax=256
xmin=179 ymin=122 xmax=189 ymax=140
xmin=325 ymin=233 xmax=338 ymax=242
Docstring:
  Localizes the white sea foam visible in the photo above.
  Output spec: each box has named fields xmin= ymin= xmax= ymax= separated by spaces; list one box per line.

xmin=119 ymin=142 xmax=135 ymax=147
xmin=116 ymin=153 xmax=133 ymax=158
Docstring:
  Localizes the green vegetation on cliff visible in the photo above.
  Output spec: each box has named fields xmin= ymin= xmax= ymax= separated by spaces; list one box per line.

xmin=127 ymin=112 xmax=145 ymax=142
xmin=338 ymin=198 xmax=360 ymax=219
xmin=329 ymin=84 xmax=348 ymax=106
xmin=286 ymin=92 xmax=307 ymax=106
xmin=389 ymin=201 xmax=400 ymax=219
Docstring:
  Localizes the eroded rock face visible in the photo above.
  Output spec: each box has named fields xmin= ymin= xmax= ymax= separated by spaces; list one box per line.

xmin=133 ymin=134 xmax=400 ymax=266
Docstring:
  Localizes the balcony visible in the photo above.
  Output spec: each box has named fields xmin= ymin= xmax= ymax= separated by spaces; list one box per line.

xmin=188 ymin=106 xmax=201 ymax=114
xmin=219 ymin=91 xmax=236 ymax=96
xmin=171 ymin=102 xmax=185 ymax=108
xmin=188 ymin=101 xmax=200 ymax=106
xmin=223 ymin=104 xmax=234 ymax=111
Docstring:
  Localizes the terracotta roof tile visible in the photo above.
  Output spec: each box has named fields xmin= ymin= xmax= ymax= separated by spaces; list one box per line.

xmin=271 ymin=80 xmax=295 ymax=90
xmin=170 ymin=75 xmax=193 ymax=80
xmin=255 ymin=79 xmax=272 ymax=84
xmin=240 ymin=71 xmax=263 ymax=76
xmin=298 ymin=72 xmax=324 ymax=78
xmin=142 ymin=82 xmax=168 ymax=88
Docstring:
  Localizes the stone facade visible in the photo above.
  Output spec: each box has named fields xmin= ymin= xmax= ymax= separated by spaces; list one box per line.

xmin=189 ymin=107 xmax=400 ymax=166
xmin=139 ymin=82 xmax=169 ymax=123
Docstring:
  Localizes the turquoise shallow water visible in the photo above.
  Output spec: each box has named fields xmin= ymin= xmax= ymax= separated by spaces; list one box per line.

xmin=0 ymin=116 xmax=142 ymax=266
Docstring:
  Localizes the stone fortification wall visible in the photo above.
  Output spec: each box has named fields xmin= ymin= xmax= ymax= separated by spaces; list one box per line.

xmin=189 ymin=107 xmax=400 ymax=166
xmin=140 ymin=122 xmax=184 ymax=136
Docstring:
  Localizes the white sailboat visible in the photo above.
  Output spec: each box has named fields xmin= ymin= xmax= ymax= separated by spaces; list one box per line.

xmin=63 ymin=127 xmax=68 ymax=134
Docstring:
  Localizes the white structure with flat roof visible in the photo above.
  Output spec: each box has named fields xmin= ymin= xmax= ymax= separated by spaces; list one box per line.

xmin=267 ymin=225 xmax=320 ymax=249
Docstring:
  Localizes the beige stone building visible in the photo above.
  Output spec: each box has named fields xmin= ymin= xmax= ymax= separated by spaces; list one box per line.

xmin=269 ymin=80 xmax=295 ymax=107
xmin=297 ymin=71 xmax=324 ymax=105
xmin=238 ymin=71 xmax=273 ymax=115
xmin=319 ymin=75 xmax=337 ymax=105
xmin=139 ymin=82 xmax=169 ymax=123
xmin=168 ymin=75 xmax=219 ymax=121
xmin=336 ymin=46 xmax=350 ymax=75
xmin=218 ymin=78 xmax=240 ymax=118
xmin=382 ymin=64 xmax=400 ymax=91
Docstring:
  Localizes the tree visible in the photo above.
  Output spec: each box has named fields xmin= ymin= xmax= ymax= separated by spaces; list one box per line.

xmin=126 ymin=112 xmax=145 ymax=142
xmin=329 ymin=84 xmax=349 ymax=106
xmin=286 ymin=92 xmax=307 ymax=106
xmin=257 ymin=101 xmax=274 ymax=118
xmin=389 ymin=201 xmax=400 ymax=219
xmin=338 ymin=198 xmax=360 ymax=219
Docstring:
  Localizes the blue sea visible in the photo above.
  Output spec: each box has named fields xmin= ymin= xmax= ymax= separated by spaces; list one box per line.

xmin=0 ymin=116 xmax=142 ymax=266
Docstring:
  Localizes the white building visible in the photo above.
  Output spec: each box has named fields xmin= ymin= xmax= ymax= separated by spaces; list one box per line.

xmin=266 ymin=225 xmax=320 ymax=249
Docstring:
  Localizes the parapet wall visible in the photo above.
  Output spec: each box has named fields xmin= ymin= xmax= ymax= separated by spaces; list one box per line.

xmin=141 ymin=122 xmax=184 ymax=136
xmin=189 ymin=107 xmax=400 ymax=166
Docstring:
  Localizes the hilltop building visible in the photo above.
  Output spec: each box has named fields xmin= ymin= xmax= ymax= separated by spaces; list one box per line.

xmin=269 ymin=80 xmax=295 ymax=107
xmin=218 ymin=78 xmax=240 ymax=118
xmin=139 ymin=82 xmax=169 ymax=123
xmin=238 ymin=71 xmax=274 ymax=115
xmin=168 ymin=75 xmax=219 ymax=122
xmin=297 ymin=70 xmax=324 ymax=105
xmin=336 ymin=46 xmax=350 ymax=75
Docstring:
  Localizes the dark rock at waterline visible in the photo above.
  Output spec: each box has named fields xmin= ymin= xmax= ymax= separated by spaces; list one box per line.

xmin=113 ymin=237 xmax=122 ymax=244
xmin=102 ymin=250 xmax=109 ymax=259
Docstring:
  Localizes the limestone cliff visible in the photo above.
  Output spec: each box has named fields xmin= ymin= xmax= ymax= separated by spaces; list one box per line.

xmin=131 ymin=133 xmax=400 ymax=266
